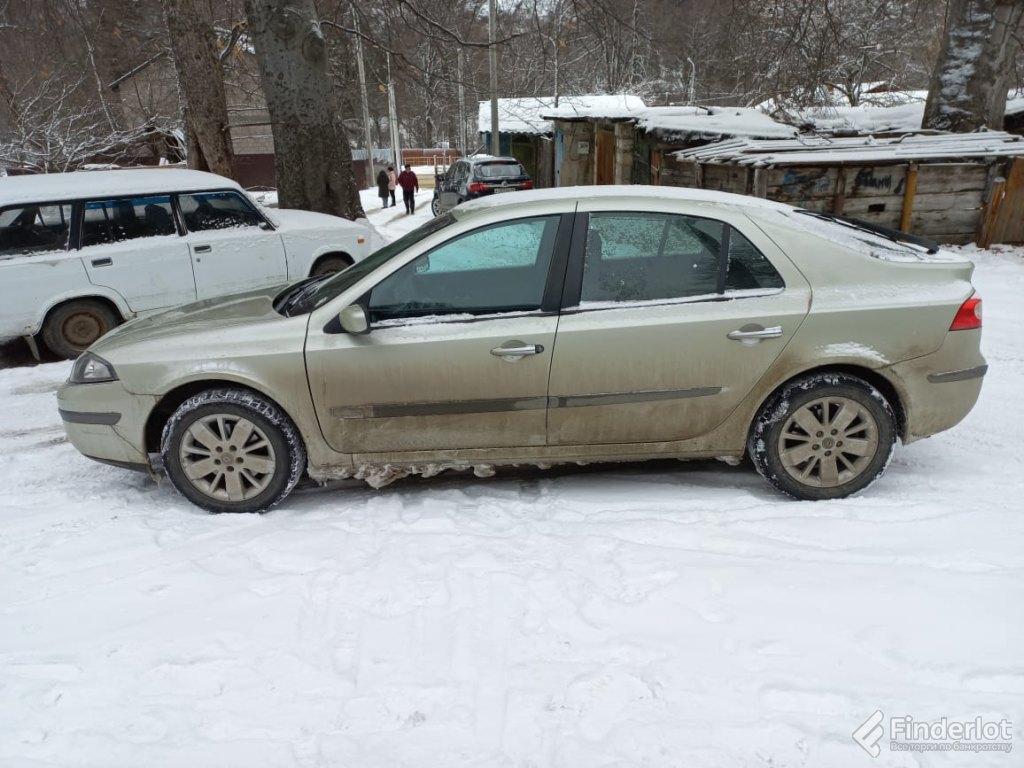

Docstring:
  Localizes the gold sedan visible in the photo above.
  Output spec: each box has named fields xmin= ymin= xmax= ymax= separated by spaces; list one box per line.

xmin=58 ymin=186 xmax=986 ymax=513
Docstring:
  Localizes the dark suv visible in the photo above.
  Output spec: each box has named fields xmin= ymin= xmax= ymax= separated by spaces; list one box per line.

xmin=431 ymin=155 xmax=533 ymax=216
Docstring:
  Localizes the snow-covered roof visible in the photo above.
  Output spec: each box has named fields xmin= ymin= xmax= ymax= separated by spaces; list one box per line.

xmin=788 ymin=92 xmax=1024 ymax=134
xmin=0 ymin=169 xmax=240 ymax=207
xmin=673 ymin=131 xmax=1024 ymax=167
xmin=536 ymin=103 xmax=796 ymax=141
xmin=634 ymin=107 xmax=797 ymax=141
xmin=479 ymin=95 xmax=645 ymax=135
xmin=787 ymin=103 xmax=927 ymax=134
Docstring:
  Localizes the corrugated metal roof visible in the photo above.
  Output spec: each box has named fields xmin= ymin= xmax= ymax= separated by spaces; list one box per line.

xmin=673 ymin=131 xmax=1024 ymax=166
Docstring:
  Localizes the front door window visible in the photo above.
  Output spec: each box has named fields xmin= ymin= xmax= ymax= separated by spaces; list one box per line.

xmin=368 ymin=215 xmax=561 ymax=322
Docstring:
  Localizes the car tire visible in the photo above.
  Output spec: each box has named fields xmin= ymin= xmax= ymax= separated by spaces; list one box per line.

xmin=310 ymin=254 xmax=353 ymax=277
xmin=42 ymin=299 xmax=118 ymax=360
xmin=748 ymin=373 xmax=897 ymax=501
xmin=160 ymin=388 xmax=306 ymax=514
xmin=431 ymin=196 xmax=441 ymax=217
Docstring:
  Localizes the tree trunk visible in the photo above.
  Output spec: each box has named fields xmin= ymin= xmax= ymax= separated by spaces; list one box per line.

xmin=922 ymin=0 xmax=1024 ymax=132
xmin=162 ymin=0 xmax=235 ymax=177
xmin=243 ymin=0 xmax=365 ymax=219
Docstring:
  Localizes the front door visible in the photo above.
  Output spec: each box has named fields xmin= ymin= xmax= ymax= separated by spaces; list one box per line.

xmin=547 ymin=208 xmax=810 ymax=446
xmin=79 ymin=195 xmax=196 ymax=312
xmin=306 ymin=213 xmax=570 ymax=455
xmin=178 ymin=191 xmax=288 ymax=299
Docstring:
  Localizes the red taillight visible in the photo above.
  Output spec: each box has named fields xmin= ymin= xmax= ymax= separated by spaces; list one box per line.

xmin=949 ymin=294 xmax=982 ymax=331
xmin=467 ymin=182 xmax=488 ymax=194
xmin=521 ymin=180 xmax=534 ymax=190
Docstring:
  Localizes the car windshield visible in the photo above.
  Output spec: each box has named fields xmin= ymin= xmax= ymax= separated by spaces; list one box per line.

xmin=282 ymin=213 xmax=455 ymax=316
xmin=476 ymin=162 xmax=526 ymax=179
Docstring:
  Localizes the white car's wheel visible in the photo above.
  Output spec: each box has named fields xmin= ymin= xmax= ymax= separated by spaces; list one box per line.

xmin=43 ymin=300 xmax=118 ymax=359
xmin=161 ymin=389 xmax=306 ymax=514
xmin=748 ymin=373 xmax=897 ymax=500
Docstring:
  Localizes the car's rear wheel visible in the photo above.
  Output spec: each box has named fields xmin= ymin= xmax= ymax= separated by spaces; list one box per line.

xmin=310 ymin=254 xmax=353 ymax=277
xmin=42 ymin=299 xmax=118 ymax=359
xmin=748 ymin=373 xmax=896 ymax=500
xmin=161 ymin=389 xmax=306 ymax=514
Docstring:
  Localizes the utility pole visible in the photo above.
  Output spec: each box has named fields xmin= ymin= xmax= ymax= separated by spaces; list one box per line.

xmin=457 ymin=49 xmax=467 ymax=156
xmin=387 ymin=54 xmax=402 ymax=168
xmin=352 ymin=8 xmax=374 ymax=188
xmin=488 ymin=0 xmax=499 ymax=156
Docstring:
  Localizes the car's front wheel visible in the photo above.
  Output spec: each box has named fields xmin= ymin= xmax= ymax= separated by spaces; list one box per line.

xmin=431 ymin=196 xmax=442 ymax=217
xmin=160 ymin=389 xmax=306 ymax=513
xmin=748 ymin=373 xmax=897 ymax=500
xmin=310 ymin=254 xmax=353 ymax=277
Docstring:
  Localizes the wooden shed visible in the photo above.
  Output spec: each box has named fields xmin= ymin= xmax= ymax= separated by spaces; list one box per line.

xmin=671 ymin=132 xmax=1024 ymax=246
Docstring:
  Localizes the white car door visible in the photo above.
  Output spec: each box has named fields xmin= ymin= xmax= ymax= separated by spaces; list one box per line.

xmin=79 ymin=195 xmax=197 ymax=312
xmin=178 ymin=191 xmax=288 ymax=300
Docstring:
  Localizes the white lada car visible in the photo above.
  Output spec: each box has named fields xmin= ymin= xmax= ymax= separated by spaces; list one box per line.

xmin=0 ymin=169 xmax=379 ymax=358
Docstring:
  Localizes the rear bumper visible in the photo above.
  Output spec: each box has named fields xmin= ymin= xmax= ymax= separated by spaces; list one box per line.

xmin=884 ymin=331 xmax=986 ymax=443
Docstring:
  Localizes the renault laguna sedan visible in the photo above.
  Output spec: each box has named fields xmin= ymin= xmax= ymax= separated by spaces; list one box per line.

xmin=57 ymin=186 xmax=986 ymax=513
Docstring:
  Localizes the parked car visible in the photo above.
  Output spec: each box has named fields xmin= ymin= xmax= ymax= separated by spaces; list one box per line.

xmin=431 ymin=155 xmax=533 ymax=216
xmin=58 ymin=185 xmax=986 ymax=513
xmin=0 ymin=169 xmax=378 ymax=358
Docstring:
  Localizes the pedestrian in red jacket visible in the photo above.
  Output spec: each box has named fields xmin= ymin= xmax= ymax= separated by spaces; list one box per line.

xmin=397 ymin=165 xmax=420 ymax=215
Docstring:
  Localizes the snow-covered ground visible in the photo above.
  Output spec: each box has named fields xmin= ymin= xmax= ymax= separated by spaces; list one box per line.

xmin=1 ymin=195 xmax=1022 ymax=766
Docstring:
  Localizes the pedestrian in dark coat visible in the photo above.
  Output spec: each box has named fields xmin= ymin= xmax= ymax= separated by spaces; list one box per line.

xmin=376 ymin=168 xmax=389 ymax=208
xmin=397 ymin=164 xmax=419 ymax=214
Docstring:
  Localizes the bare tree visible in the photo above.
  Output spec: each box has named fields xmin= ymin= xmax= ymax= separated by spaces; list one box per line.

xmin=923 ymin=0 xmax=1024 ymax=131
xmin=162 ymin=0 xmax=236 ymax=177
xmin=244 ymin=0 xmax=364 ymax=219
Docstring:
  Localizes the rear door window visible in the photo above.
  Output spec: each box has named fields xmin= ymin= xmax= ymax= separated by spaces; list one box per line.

xmin=80 ymin=196 xmax=176 ymax=247
xmin=579 ymin=212 xmax=783 ymax=305
xmin=0 ymin=203 xmax=72 ymax=256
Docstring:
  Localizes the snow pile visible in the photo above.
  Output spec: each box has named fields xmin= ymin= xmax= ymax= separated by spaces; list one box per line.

xmin=1 ymin=213 xmax=1022 ymax=765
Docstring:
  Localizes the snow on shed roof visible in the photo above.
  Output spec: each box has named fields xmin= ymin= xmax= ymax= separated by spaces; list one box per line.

xmin=633 ymin=106 xmax=797 ymax=140
xmin=0 ymin=169 xmax=240 ymax=207
xmin=788 ymin=102 xmax=927 ymax=134
xmin=673 ymin=131 xmax=1024 ymax=167
xmin=537 ymin=103 xmax=796 ymax=140
xmin=1006 ymin=95 xmax=1024 ymax=117
xmin=478 ymin=94 xmax=645 ymax=135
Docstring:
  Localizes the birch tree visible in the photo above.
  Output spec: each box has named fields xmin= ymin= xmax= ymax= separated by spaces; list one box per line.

xmin=922 ymin=0 xmax=1024 ymax=131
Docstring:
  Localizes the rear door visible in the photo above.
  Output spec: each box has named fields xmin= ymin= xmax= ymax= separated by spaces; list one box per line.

xmin=547 ymin=204 xmax=810 ymax=446
xmin=178 ymin=190 xmax=288 ymax=299
xmin=79 ymin=195 xmax=197 ymax=312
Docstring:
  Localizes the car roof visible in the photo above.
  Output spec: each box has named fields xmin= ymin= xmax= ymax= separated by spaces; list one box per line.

xmin=452 ymin=184 xmax=796 ymax=216
xmin=465 ymin=155 xmax=522 ymax=164
xmin=0 ymin=169 xmax=242 ymax=208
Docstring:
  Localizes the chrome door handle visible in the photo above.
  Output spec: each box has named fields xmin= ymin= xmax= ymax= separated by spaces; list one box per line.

xmin=490 ymin=345 xmax=544 ymax=356
xmin=193 ymin=245 xmax=212 ymax=253
xmin=727 ymin=325 xmax=783 ymax=341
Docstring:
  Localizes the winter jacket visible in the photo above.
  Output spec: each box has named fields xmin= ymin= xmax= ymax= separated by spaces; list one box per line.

xmin=397 ymin=170 xmax=419 ymax=192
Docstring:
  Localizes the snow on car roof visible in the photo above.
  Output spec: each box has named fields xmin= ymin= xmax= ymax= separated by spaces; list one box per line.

xmin=0 ymin=169 xmax=242 ymax=207
xmin=452 ymin=184 xmax=794 ymax=216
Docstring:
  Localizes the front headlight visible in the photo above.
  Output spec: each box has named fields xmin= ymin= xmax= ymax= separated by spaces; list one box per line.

xmin=69 ymin=353 xmax=118 ymax=384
